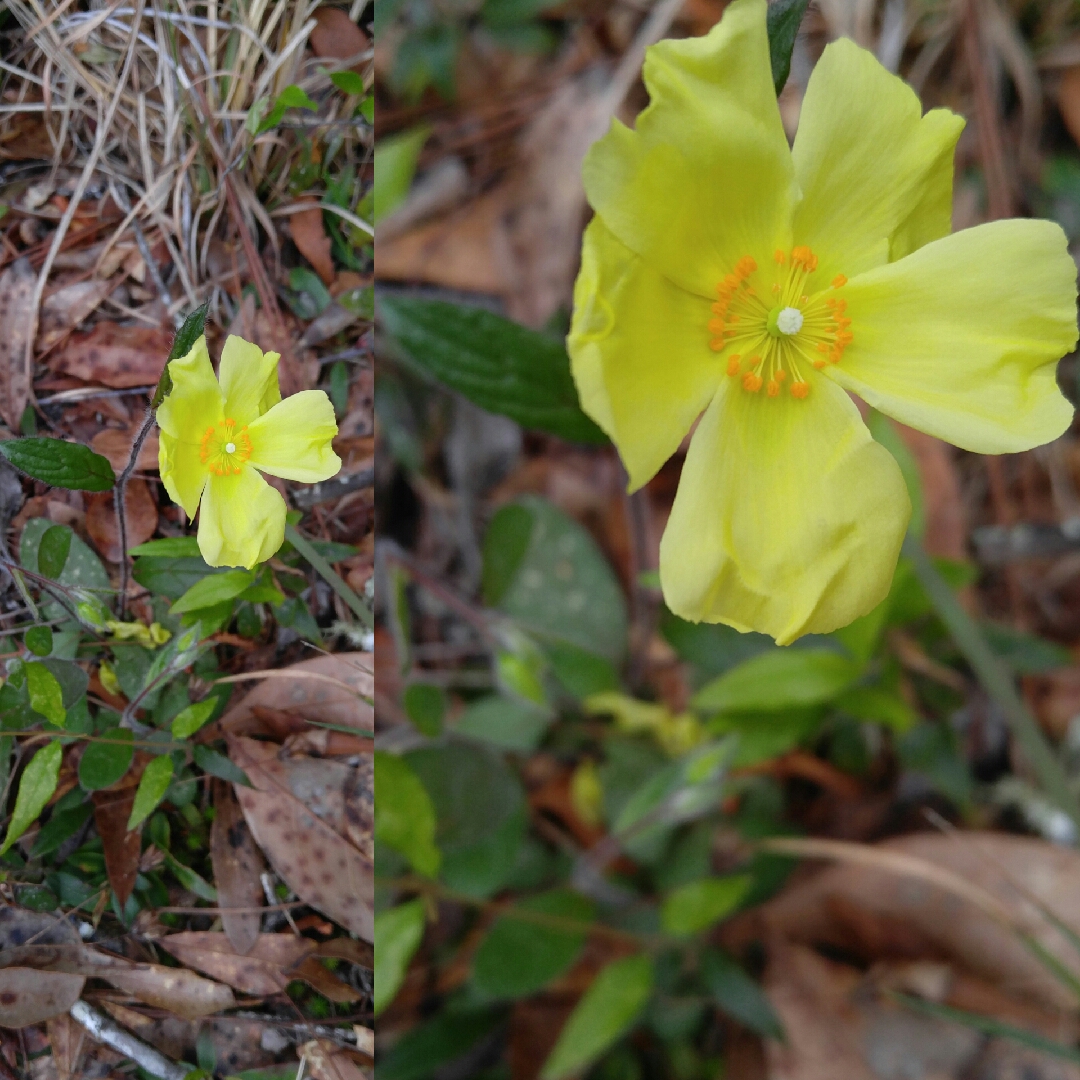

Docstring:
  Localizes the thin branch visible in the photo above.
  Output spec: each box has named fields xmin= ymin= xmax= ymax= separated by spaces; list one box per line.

xmin=69 ymin=1000 xmax=189 ymax=1080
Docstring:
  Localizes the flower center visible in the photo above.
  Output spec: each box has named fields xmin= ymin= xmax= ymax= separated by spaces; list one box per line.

xmin=707 ymin=246 xmax=852 ymax=399
xmin=199 ymin=418 xmax=252 ymax=476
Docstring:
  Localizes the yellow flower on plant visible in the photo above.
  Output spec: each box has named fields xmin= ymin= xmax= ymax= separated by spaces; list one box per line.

xmin=568 ymin=0 xmax=1077 ymax=644
xmin=157 ymin=335 xmax=341 ymax=568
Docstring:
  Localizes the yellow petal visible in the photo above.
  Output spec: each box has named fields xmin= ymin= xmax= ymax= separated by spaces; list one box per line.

xmin=197 ymin=467 xmax=286 ymax=568
xmin=156 ymin=335 xmax=224 ymax=440
xmin=582 ymin=0 xmax=796 ymax=297
xmin=158 ymin=429 xmax=208 ymax=518
xmin=218 ymin=336 xmax=282 ymax=426
xmin=827 ymin=219 xmax=1077 ymax=453
xmin=792 ymin=38 xmax=964 ymax=285
xmin=568 ymin=218 xmax=722 ymax=490
xmin=246 ymin=390 xmax=341 ymax=482
xmin=659 ymin=379 xmax=910 ymax=644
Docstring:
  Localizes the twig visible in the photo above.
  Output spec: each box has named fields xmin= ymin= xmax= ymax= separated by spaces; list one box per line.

xmin=68 ymin=1000 xmax=189 ymax=1080
xmin=113 ymin=407 xmax=158 ymax=620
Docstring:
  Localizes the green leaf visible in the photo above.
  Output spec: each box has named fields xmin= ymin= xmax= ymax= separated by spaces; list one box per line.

xmin=454 ymin=694 xmax=551 ymax=752
xmin=330 ymin=70 xmax=365 ymax=94
xmin=835 ymin=684 xmax=916 ymax=732
xmin=78 ymin=729 xmax=134 ymax=791
xmin=286 ymin=266 xmax=332 ymax=319
xmin=473 ymin=888 xmax=594 ymax=998
xmin=132 ymin=555 xmax=217 ymax=599
xmin=700 ymin=948 xmax=784 ymax=1039
xmin=660 ymin=874 xmax=752 ymax=938
xmin=38 ymin=525 xmax=72 ymax=579
xmin=379 ymin=297 xmax=607 ymax=444
xmin=0 ymin=438 xmax=115 ymax=491
xmin=128 ymin=756 xmax=174 ymax=831
xmin=481 ymin=0 xmax=557 ymax=27
xmin=129 ymin=537 xmax=202 ymax=558
xmin=171 ymin=569 xmax=254 ymax=614
xmin=403 ymin=682 xmax=445 ymax=736
xmin=484 ymin=498 xmax=628 ymax=663
xmin=373 ymin=125 xmax=430 ymax=222
xmin=693 ymin=648 xmax=860 ymax=713
xmin=169 ymin=303 xmax=209 ymax=363
xmin=164 ymin=851 xmax=217 ymax=901
xmin=192 ymin=745 xmax=250 ymax=786
xmin=25 ymin=662 xmax=65 ymax=726
xmin=540 ymin=954 xmax=654 ymax=1079
xmin=171 ymin=699 xmax=217 ymax=739
xmin=982 ymin=622 xmax=1072 ymax=674
xmin=766 ymin=0 xmax=811 ymax=95
xmin=405 ymin=742 xmax=526 ymax=897
xmin=377 ymin=1010 xmax=502 ymax=1080
xmin=1 ymin=741 xmax=62 ymax=854
xmin=255 ymin=84 xmax=318 ymax=135
xmin=375 ymin=751 xmax=440 ymax=876
xmin=38 ymin=658 xmax=88 ymax=708
xmin=374 ymin=898 xmax=426 ymax=1015
xmin=24 ymin=626 xmax=52 ymax=657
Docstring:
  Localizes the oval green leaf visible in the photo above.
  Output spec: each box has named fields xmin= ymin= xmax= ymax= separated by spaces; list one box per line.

xmin=375 ymin=751 xmax=440 ymax=877
xmin=660 ymin=874 xmax=753 ymax=938
xmin=692 ymin=648 xmax=860 ymax=714
xmin=38 ymin=525 xmax=72 ymax=579
xmin=26 ymin=662 xmax=65 ymax=725
xmin=374 ymin=899 xmax=426 ymax=1016
xmin=24 ymin=626 xmax=52 ymax=658
xmin=127 ymin=756 xmax=174 ymax=831
xmin=0 ymin=438 xmax=115 ymax=491
xmin=78 ymin=728 xmax=134 ymax=791
xmin=1 ymin=741 xmax=62 ymax=854
xmin=171 ymin=569 xmax=254 ymax=614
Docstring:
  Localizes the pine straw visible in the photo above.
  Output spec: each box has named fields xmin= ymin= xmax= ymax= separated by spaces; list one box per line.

xmin=0 ymin=0 xmax=372 ymax=328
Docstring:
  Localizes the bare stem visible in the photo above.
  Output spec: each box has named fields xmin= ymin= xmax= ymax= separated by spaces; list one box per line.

xmin=113 ymin=406 xmax=158 ymax=619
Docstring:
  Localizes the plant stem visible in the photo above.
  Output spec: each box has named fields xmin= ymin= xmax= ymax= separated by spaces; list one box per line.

xmin=901 ymin=535 xmax=1080 ymax=831
xmin=113 ymin=406 xmax=158 ymax=620
xmin=285 ymin=523 xmax=372 ymax=627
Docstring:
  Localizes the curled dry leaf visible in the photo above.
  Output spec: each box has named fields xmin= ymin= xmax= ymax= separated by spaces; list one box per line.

xmin=0 ymin=257 xmax=36 ymax=431
xmin=0 ymin=906 xmax=84 ymax=1029
xmin=210 ymin=779 xmax=265 ymax=955
xmin=51 ymin=322 xmax=173 ymax=389
xmin=92 ymin=777 xmax=143 ymax=906
xmin=38 ymin=280 xmax=111 ymax=348
xmin=292 ymin=199 xmax=335 ymax=285
xmin=158 ymin=931 xmax=359 ymax=1001
xmin=758 ymin=832 xmax=1080 ymax=1011
xmin=300 ymin=1039 xmax=371 ymax=1080
xmin=217 ymin=652 xmax=373 ymax=735
xmin=228 ymin=736 xmax=374 ymax=941
xmin=90 ymin=427 xmax=159 ymax=474
xmin=86 ymin=479 xmax=158 ymax=563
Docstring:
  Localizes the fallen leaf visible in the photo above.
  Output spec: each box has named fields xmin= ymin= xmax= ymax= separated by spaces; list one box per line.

xmin=275 ymin=753 xmax=373 ymax=861
xmin=90 ymin=428 xmax=159 ymax=474
xmin=300 ymin=1039 xmax=370 ymax=1080
xmin=0 ymin=907 xmax=85 ymax=1029
xmin=228 ymin=736 xmax=373 ymax=940
xmin=92 ymin=775 xmax=143 ymax=906
xmin=310 ymin=7 xmax=367 ymax=60
xmin=1059 ymin=66 xmax=1080 ymax=150
xmin=0 ymin=257 xmax=35 ymax=430
xmin=85 ymin=479 xmax=157 ymax=563
xmin=46 ymin=1014 xmax=86 ymax=1080
xmin=210 ymin=780 xmax=265 ymax=955
xmin=225 ymin=293 xmax=315 ymax=399
xmin=217 ymin=652 xmax=373 ymax=735
xmin=1024 ymin=667 xmax=1080 ymax=740
xmin=97 ymin=961 xmax=235 ymax=1018
xmin=158 ymin=931 xmax=312 ymax=995
xmin=758 ymin=833 xmax=1080 ymax=1011
xmin=51 ymin=322 xmax=173 ymax=389
xmin=38 ymin=280 xmax=111 ymax=348
xmin=292 ymin=200 xmax=335 ymax=285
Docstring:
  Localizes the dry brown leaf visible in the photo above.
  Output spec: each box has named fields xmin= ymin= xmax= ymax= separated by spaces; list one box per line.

xmin=92 ymin=777 xmax=143 ymax=906
xmin=51 ymin=322 xmax=173 ymax=388
xmin=38 ymin=280 xmax=111 ymax=348
xmin=276 ymin=754 xmax=373 ymax=862
xmin=759 ymin=832 xmax=1080 ymax=1011
xmin=90 ymin=428 xmax=159 ymax=474
xmin=0 ymin=907 xmax=85 ymax=1029
xmin=217 ymin=652 xmax=373 ymax=735
xmin=85 ymin=479 xmax=157 ymax=563
xmin=158 ymin=931 xmax=310 ymax=995
xmin=301 ymin=1039 xmax=370 ymax=1080
xmin=228 ymin=736 xmax=373 ymax=940
xmin=225 ymin=293 xmax=316 ymax=399
xmin=0 ymin=257 xmax=36 ymax=430
xmin=310 ymin=7 xmax=367 ymax=60
xmin=100 ymin=962 xmax=236 ymax=1018
xmin=292 ymin=199 xmax=335 ymax=284
xmin=210 ymin=780 xmax=265 ymax=955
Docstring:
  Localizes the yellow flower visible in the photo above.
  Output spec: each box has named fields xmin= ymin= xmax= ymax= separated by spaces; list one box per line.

xmin=568 ymin=0 xmax=1077 ymax=645
xmin=157 ymin=335 xmax=341 ymax=568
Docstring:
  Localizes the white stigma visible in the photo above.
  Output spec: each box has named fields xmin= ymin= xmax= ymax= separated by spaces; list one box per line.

xmin=777 ymin=307 xmax=803 ymax=335
xmin=225 ymin=442 xmax=236 ymax=454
